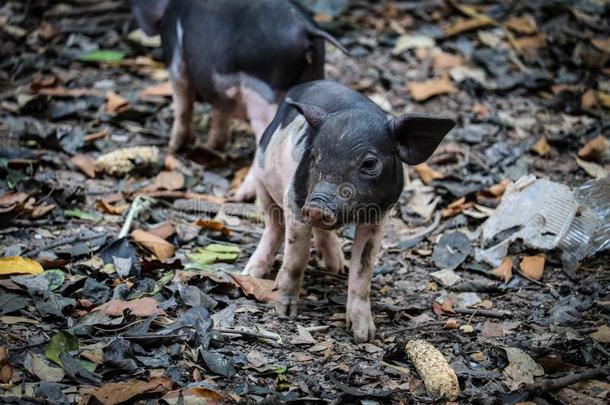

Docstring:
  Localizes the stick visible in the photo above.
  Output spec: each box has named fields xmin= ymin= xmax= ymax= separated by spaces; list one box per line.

xmin=25 ymin=233 xmax=106 ymax=257
xmin=522 ymin=367 xmax=610 ymax=395
xmin=452 ymin=308 xmax=512 ymax=319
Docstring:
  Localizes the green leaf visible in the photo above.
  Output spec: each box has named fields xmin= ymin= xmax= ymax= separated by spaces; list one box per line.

xmin=45 ymin=331 xmax=79 ymax=367
xmin=80 ymin=359 xmax=97 ymax=373
xmin=204 ymin=244 xmax=241 ymax=254
xmin=43 ymin=269 xmax=65 ymax=291
xmin=64 ymin=209 xmax=103 ymax=223
xmin=79 ymin=50 xmax=126 ymax=63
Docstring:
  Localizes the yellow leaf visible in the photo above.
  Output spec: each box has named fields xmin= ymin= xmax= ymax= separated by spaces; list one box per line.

xmin=0 ymin=256 xmax=44 ymax=275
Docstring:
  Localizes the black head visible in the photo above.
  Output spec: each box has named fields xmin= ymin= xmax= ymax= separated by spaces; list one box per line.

xmin=287 ymin=98 xmax=455 ymax=229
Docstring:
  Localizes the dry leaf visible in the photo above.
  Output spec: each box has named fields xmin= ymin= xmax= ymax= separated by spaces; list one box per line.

xmin=531 ymin=137 xmax=551 ymax=157
xmin=503 ymin=347 xmax=544 ymax=391
xmin=444 ymin=319 xmax=459 ymax=329
xmin=97 ymin=199 xmax=129 ymax=215
xmin=195 ymin=219 xmax=230 ymax=237
xmin=591 ymin=38 xmax=610 ymax=54
xmin=444 ymin=17 xmax=493 ymax=37
xmin=0 ymin=256 xmax=44 ymax=275
xmin=576 ymin=157 xmax=608 ymax=178
xmin=414 ymin=163 xmax=444 ymax=185
xmin=504 ymin=15 xmax=538 ymax=35
xmin=0 ymin=346 xmax=12 ymax=383
xmin=71 ymin=154 xmax=96 ymax=178
xmin=488 ymin=179 xmax=511 ymax=197
xmin=432 ymin=52 xmax=463 ymax=70
xmin=514 ymin=34 xmax=546 ymax=51
xmin=147 ymin=221 xmax=176 ymax=240
xmin=152 ymin=171 xmax=185 ymax=191
xmin=131 ymin=229 xmax=176 ymax=261
xmin=441 ymin=197 xmax=474 ymax=218
xmin=590 ymin=325 xmax=610 ymax=344
xmin=230 ymin=166 xmax=250 ymax=191
xmin=104 ymin=90 xmax=129 ymax=113
xmin=492 ymin=257 xmax=513 ymax=282
xmin=578 ymin=136 xmax=609 ymax=162
xmin=90 ymin=376 xmax=174 ymax=405
xmin=408 ymin=75 xmax=457 ymax=101
xmin=85 ymin=127 xmax=110 ymax=142
xmin=94 ymin=297 xmax=166 ymax=317
xmin=230 ymin=274 xmax=277 ymax=303
xmin=138 ymin=81 xmax=172 ymax=98
xmin=519 ymin=255 xmax=545 ymax=281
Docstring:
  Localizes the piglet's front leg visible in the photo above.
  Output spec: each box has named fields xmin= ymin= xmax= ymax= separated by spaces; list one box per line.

xmin=274 ymin=214 xmax=312 ymax=317
xmin=346 ymin=222 xmax=383 ymax=343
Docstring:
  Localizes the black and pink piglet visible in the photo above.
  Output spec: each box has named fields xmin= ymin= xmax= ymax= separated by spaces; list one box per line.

xmin=242 ymin=80 xmax=455 ymax=342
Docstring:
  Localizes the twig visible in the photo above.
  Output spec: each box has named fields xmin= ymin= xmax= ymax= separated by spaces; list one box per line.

xmin=452 ymin=308 xmax=512 ymax=319
xmin=521 ymin=367 xmax=610 ymax=395
xmin=214 ymin=327 xmax=282 ymax=344
xmin=25 ymin=232 xmax=106 ymax=257
xmin=118 ymin=195 xmax=156 ymax=238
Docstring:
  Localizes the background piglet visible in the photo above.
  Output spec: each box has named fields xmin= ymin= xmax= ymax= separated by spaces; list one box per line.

xmin=129 ymin=0 xmax=348 ymax=200
xmin=243 ymin=80 xmax=455 ymax=342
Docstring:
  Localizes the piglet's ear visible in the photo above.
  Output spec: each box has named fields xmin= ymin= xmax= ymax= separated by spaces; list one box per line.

xmin=389 ymin=115 xmax=455 ymax=165
xmin=285 ymin=98 xmax=327 ymax=130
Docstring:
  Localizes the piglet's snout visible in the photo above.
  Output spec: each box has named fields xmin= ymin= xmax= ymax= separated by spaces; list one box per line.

xmin=301 ymin=203 xmax=337 ymax=228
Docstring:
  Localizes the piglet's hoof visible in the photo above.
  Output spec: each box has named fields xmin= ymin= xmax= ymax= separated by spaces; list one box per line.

xmin=241 ymin=261 xmax=269 ymax=278
xmin=275 ymin=294 xmax=299 ymax=317
xmin=229 ymin=180 xmax=256 ymax=202
xmin=346 ymin=302 xmax=376 ymax=343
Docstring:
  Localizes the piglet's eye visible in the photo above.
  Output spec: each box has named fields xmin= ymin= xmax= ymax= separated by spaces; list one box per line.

xmin=360 ymin=157 xmax=381 ymax=176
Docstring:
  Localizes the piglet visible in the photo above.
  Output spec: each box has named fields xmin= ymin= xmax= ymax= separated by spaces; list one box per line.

xmin=242 ymin=80 xmax=455 ymax=342
xmin=130 ymin=0 xmax=348 ymax=200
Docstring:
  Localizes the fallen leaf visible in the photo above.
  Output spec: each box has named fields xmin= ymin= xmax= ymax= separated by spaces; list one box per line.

xmin=393 ymin=34 xmax=435 ymax=54
xmin=94 ymin=297 xmax=166 ymax=317
xmin=195 ymin=219 xmax=230 ymax=236
xmin=492 ymin=257 xmax=513 ymax=282
xmin=131 ymin=229 xmax=176 ymax=261
xmin=95 ymin=146 xmax=160 ymax=176
xmin=480 ymin=321 xmax=506 ymax=337
xmin=503 ymin=347 xmax=544 ymax=391
xmin=79 ymin=50 xmax=126 ymax=63
xmin=519 ymin=255 xmax=545 ymax=281
xmin=444 ymin=319 xmax=459 ymax=329
xmin=444 ymin=17 xmax=493 ymax=37
xmin=591 ymin=38 xmax=610 ymax=54
xmin=161 ymin=387 xmax=225 ymax=405
xmin=504 ymin=15 xmax=538 ymax=34
xmin=71 ymin=154 xmax=96 ymax=178
xmin=0 ymin=346 xmax=12 ymax=383
xmin=432 ymin=52 xmax=463 ymax=70
xmin=441 ymin=197 xmax=473 ymax=218
xmin=531 ymin=137 xmax=551 ymax=157
xmin=407 ymin=75 xmax=457 ymax=101
xmin=576 ymin=157 xmax=608 ymax=178
xmin=488 ymin=179 xmax=511 ymax=197
xmin=138 ymin=81 xmax=172 ymax=98
xmin=186 ymin=244 xmax=240 ymax=267
xmin=84 ymin=127 xmax=110 ymax=142
xmin=64 ymin=209 xmax=103 ymax=223
xmin=97 ymin=199 xmax=129 ymax=215
xmin=104 ymin=90 xmax=129 ymax=114
xmin=90 ymin=376 xmax=174 ymax=405
xmin=292 ymin=324 xmax=317 ymax=345
xmin=590 ymin=325 xmax=610 ymax=343
xmin=414 ymin=163 xmax=444 ymax=185
xmin=230 ymin=166 xmax=250 ymax=191
xmin=230 ymin=274 xmax=277 ymax=303
xmin=514 ymin=34 xmax=546 ymax=51
xmin=460 ymin=324 xmax=474 ymax=333
xmin=0 ymin=256 xmax=44 ymax=275
xmin=45 ymin=331 xmax=79 ymax=368
xmin=578 ymin=136 xmax=609 ymax=162
xmin=147 ymin=221 xmax=176 ymax=240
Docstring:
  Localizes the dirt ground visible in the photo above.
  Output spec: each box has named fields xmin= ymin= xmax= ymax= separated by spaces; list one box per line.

xmin=1 ymin=0 xmax=609 ymax=404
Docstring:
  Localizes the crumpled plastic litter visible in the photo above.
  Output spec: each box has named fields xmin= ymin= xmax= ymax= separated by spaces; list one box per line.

xmin=475 ymin=175 xmax=609 ymax=270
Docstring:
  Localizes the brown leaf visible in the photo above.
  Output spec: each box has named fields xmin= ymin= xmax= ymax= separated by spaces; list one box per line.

xmin=514 ymin=34 xmax=546 ymax=51
xmin=413 ymin=163 xmax=444 ymax=185
xmin=84 ymin=127 xmax=110 ymax=142
xmin=71 ymin=154 xmax=96 ymax=178
xmin=147 ymin=221 xmax=176 ymax=240
xmin=591 ymin=38 xmax=610 ymax=54
xmin=35 ymin=86 xmax=103 ymax=98
xmin=131 ymin=229 xmax=176 ymax=261
xmin=432 ymin=52 xmax=463 ymax=70
xmin=152 ymin=171 xmax=185 ymax=191
xmin=480 ymin=321 xmax=506 ymax=337
xmin=444 ymin=17 xmax=493 ymax=37
xmin=578 ymin=136 xmax=609 ymax=162
xmin=488 ymin=179 xmax=511 ymax=197
xmin=407 ymin=75 xmax=457 ymax=101
xmin=0 ymin=191 xmax=29 ymax=213
xmin=519 ymin=255 xmax=545 ymax=281
xmin=441 ymin=197 xmax=474 ymax=218
xmin=138 ymin=81 xmax=172 ymax=98
xmin=97 ymin=199 xmax=129 ymax=215
xmin=444 ymin=319 xmax=459 ymax=329
xmin=230 ymin=274 xmax=277 ymax=303
xmin=94 ymin=297 xmax=166 ymax=317
xmin=504 ymin=15 xmax=538 ymax=35
xmin=230 ymin=166 xmax=250 ymax=191
xmin=161 ymin=387 xmax=226 ymax=405
xmin=590 ymin=325 xmax=610 ymax=344
xmin=531 ymin=137 xmax=551 ymax=157
xmin=492 ymin=257 xmax=513 ymax=282
xmin=576 ymin=157 xmax=608 ymax=178
xmin=195 ymin=219 xmax=230 ymax=236
xmin=90 ymin=376 xmax=174 ymax=405
xmin=0 ymin=346 xmax=12 ymax=383
xmin=104 ymin=90 xmax=129 ymax=114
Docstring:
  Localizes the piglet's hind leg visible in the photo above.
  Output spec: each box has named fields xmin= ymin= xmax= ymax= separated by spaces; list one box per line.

xmin=313 ymin=228 xmax=345 ymax=274
xmin=274 ymin=214 xmax=311 ymax=317
xmin=168 ymin=60 xmax=195 ymax=152
xmin=346 ymin=222 xmax=383 ymax=343
xmin=243 ymin=184 xmax=284 ymax=278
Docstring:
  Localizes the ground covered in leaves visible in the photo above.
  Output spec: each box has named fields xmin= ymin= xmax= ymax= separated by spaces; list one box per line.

xmin=1 ymin=0 xmax=610 ymax=404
